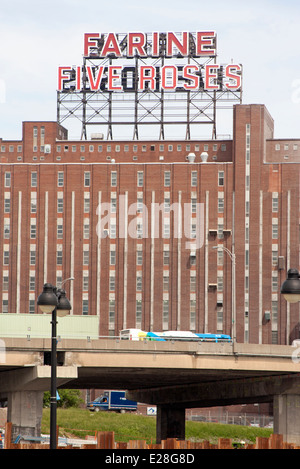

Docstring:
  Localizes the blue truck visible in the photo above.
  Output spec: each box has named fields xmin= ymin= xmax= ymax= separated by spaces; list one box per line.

xmin=87 ymin=390 xmax=137 ymax=413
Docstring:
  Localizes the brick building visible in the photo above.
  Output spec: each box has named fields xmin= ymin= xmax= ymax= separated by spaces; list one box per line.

xmin=0 ymin=103 xmax=299 ymax=344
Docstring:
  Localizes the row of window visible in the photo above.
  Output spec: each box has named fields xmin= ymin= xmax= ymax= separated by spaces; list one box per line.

xmin=0 ymin=142 xmax=229 ymax=155
xmin=3 ymin=170 xmax=226 ymax=189
xmin=275 ymin=143 xmax=299 ymax=151
xmin=56 ymin=143 xmax=227 ymax=154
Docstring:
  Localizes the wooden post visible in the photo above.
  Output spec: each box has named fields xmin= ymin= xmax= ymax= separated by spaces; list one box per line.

xmin=96 ymin=431 xmax=115 ymax=449
xmin=218 ymin=438 xmax=232 ymax=449
xmin=127 ymin=440 xmax=147 ymax=449
xmin=269 ymin=434 xmax=283 ymax=449
xmin=256 ymin=437 xmax=269 ymax=449
xmin=4 ymin=422 xmax=12 ymax=449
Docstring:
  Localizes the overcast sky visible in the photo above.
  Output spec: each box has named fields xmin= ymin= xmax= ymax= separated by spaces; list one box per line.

xmin=1 ymin=0 xmax=300 ymax=140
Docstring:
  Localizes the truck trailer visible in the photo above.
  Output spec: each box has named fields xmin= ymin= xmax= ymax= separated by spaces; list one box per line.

xmin=87 ymin=391 xmax=137 ymax=412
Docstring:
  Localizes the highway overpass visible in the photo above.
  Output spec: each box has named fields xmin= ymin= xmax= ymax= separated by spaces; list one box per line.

xmin=1 ymin=337 xmax=300 ymax=444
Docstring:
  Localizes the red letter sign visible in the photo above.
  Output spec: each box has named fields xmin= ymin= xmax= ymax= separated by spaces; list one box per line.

xmin=139 ymin=66 xmax=156 ymax=90
xmin=84 ymin=33 xmax=100 ymax=56
xmin=128 ymin=32 xmax=147 ymax=57
xmin=183 ymin=65 xmax=199 ymax=90
xmin=197 ymin=32 xmax=216 ymax=56
xmin=58 ymin=66 xmax=72 ymax=91
xmin=224 ymin=64 xmax=242 ymax=90
xmin=205 ymin=64 xmax=220 ymax=90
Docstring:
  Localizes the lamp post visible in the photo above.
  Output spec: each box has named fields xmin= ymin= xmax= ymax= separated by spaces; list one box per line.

xmin=212 ymin=246 xmax=236 ymax=343
xmin=37 ymin=283 xmax=72 ymax=449
xmin=281 ymin=269 xmax=300 ymax=304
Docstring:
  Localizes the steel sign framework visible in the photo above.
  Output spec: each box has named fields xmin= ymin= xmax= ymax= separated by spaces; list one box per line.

xmin=57 ymin=32 xmax=242 ymax=140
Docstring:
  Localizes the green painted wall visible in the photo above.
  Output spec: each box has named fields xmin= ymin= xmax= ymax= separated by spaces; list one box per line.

xmin=0 ymin=314 xmax=99 ymax=339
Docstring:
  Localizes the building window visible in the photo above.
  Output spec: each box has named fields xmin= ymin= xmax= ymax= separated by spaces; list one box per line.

xmin=3 ymin=194 xmax=9 ymax=212
xmin=83 ymin=275 xmax=89 ymax=291
xmin=218 ymin=171 xmax=224 ymax=186
xmin=190 ymin=275 xmax=196 ymax=292
xmin=272 ymin=194 xmax=278 ymax=212
xmin=109 ymin=300 xmax=115 ymax=324
xmin=135 ymin=249 xmax=142 ymax=265
xmin=164 ymin=171 xmax=171 ymax=187
xmin=57 ymin=198 xmax=63 ymax=213
xmin=3 ymin=275 xmax=8 ymax=291
xmin=110 ymin=250 xmax=116 ymax=266
xmin=84 ymin=196 xmax=90 ymax=213
xmin=31 ymin=193 xmax=37 ymax=213
xmin=3 ymin=251 xmax=9 ymax=265
xmin=57 ymin=250 xmax=63 ymax=265
xmin=163 ymin=248 xmax=169 ymax=265
xmin=30 ymin=250 xmax=36 ymax=266
xmin=218 ymin=196 xmax=224 ymax=213
xmin=191 ymin=171 xmax=197 ymax=187
xmin=163 ymin=274 xmax=169 ymax=291
xmin=136 ymin=300 xmax=142 ymax=327
xmin=163 ymin=300 xmax=169 ymax=330
xmin=30 ymin=220 xmax=36 ymax=239
xmin=272 ymin=219 xmax=278 ymax=239
xmin=82 ymin=299 xmax=89 ymax=315
xmin=137 ymin=171 xmax=144 ymax=187
xmin=84 ymin=171 xmax=90 ymax=187
xmin=83 ymin=250 xmax=89 ymax=265
xmin=3 ymin=221 xmax=10 ymax=239
xmin=190 ymin=300 xmax=196 ymax=330
xmin=111 ymin=171 xmax=117 ymax=187
xmin=109 ymin=274 xmax=115 ymax=291
xmin=29 ymin=274 xmax=35 ymax=291
xmin=2 ymin=299 xmax=8 ymax=313
xmin=31 ymin=172 xmax=37 ymax=187
xmin=4 ymin=172 xmax=11 ymax=188
xmin=111 ymin=196 xmax=117 ymax=213
xmin=136 ymin=273 xmax=142 ymax=291
xmin=29 ymin=299 xmax=35 ymax=314
xmin=57 ymin=221 xmax=63 ymax=239
xmin=57 ymin=172 xmax=64 ymax=187
xmin=83 ymin=219 xmax=90 ymax=239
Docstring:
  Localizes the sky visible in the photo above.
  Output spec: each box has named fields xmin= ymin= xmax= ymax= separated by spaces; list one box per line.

xmin=1 ymin=0 xmax=300 ymax=140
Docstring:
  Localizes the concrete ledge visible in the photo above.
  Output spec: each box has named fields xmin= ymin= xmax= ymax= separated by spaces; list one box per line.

xmin=0 ymin=366 xmax=78 ymax=393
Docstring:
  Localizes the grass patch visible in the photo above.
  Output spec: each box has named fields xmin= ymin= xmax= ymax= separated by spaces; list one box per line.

xmin=42 ymin=408 xmax=272 ymax=445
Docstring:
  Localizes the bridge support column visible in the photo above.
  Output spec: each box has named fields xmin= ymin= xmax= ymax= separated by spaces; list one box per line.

xmin=273 ymin=394 xmax=300 ymax=445
xmin=7 ymin=391 xmax=44 ymax=442
xmin=156 ymin=405 xmax=185 ymax=443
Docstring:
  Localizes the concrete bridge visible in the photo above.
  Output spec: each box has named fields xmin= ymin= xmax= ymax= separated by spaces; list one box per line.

xmin=1 ymin=336 xmax=300 ymax=444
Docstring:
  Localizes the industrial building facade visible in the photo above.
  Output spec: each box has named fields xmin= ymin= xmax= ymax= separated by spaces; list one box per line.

xmin=0 ymin=103 xmax=299 ymax=344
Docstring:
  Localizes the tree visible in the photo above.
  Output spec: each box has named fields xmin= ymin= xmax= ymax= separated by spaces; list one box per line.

xmin=43 ymin=390 xmax=83 ymax=408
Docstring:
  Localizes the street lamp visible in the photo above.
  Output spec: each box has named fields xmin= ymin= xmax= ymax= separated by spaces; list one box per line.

xmin=37 ymin=283 xmax=72 ymax=449
xmin=212 ymin=246 xmax=236 ymax=343
xmin=281 ymin=269 xmax=300 ymax=303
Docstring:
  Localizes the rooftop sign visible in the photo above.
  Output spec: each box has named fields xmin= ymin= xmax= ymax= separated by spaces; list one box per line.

xmin=57 ymin=32 xmax=242 ymax=139
xmin=58 ymin=32 xmax=242 ymax=93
